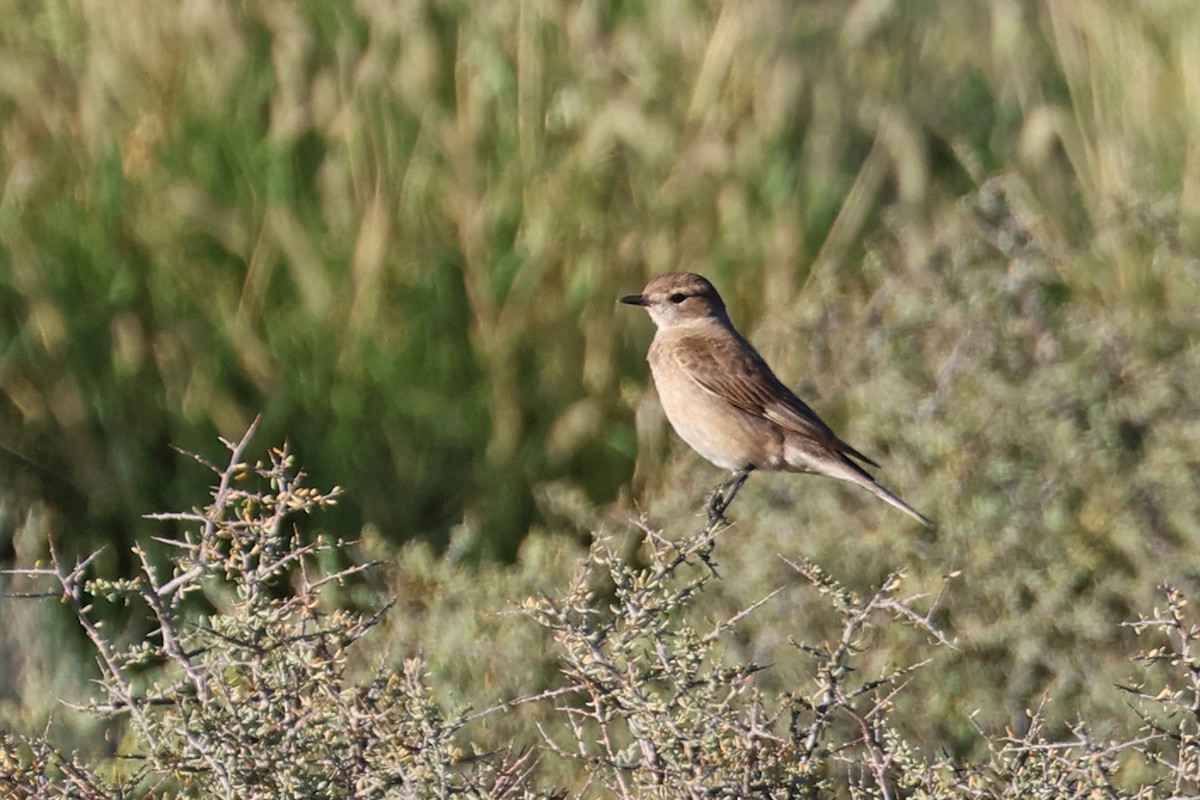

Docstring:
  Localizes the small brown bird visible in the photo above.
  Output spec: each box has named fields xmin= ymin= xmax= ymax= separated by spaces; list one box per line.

xmin=621 ymin=272 xmax=932 ymax=527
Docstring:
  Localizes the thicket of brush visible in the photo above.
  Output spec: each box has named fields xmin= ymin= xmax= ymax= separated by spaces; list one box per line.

xmin=4 ymin=429 xmax=1200 ymax=797
xmin=3 ymin=0 xmax=1200 ymax=796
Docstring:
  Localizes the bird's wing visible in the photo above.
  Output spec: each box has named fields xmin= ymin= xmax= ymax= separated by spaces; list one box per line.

xmin=670 ymin=332 xmax=881 ymax=469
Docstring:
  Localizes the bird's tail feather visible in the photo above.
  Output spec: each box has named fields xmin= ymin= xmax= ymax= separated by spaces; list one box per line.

xmin=863 ymin=480 xmax=934 ymax=528
xmin=799 ymin=451 xmax=934 ymax=528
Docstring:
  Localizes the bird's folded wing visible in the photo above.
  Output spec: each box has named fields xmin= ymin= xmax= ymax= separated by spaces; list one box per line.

xmin=670 ymin=336 xmax=829 ymax=437
xmin=670 ymin=335 xmax=881 ymax=469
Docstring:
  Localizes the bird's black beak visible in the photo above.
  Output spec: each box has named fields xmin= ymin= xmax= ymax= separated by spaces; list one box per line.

xmin=619 ymin=294 xmax=648 ymax=306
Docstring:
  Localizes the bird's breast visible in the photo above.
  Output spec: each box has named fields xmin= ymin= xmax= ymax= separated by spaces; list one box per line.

xmin=647 ymin=339 xmax=782 ymax=471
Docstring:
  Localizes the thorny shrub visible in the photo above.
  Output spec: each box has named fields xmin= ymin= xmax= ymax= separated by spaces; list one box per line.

xmin=4 ymin=426 xmax=1200 ymax=798
xmin=0 ymin=422 xmax=536 ymax=799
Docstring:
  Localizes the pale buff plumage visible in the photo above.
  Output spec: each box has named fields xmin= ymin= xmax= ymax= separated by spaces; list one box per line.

xmin=621 ymin=272 xmax=932 ymax=527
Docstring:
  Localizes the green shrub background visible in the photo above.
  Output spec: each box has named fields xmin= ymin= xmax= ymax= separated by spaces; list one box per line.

xmin=3 ymin=0 xmax=1200 ymax=793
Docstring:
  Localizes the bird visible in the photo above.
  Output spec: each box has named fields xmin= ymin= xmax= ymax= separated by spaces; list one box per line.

xmin=620 ymin=272 xmax=932 ymax=528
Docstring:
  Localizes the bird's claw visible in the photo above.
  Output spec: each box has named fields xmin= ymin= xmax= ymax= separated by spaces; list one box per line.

xmin=703 ymin=467 xmax=752 ymax=527
xmin=704 ymin=489 xmax=732 ymax=527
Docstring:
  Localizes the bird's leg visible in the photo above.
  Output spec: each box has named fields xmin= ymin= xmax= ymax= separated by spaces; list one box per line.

xmin=705 ymin=466 xmax=754 ymax=524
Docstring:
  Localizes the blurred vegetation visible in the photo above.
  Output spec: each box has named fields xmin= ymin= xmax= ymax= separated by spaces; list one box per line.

xmin=3 ymin=0 xmax=1200 ymax=789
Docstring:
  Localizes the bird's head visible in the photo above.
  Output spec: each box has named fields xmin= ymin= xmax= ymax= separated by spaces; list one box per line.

xmin=619 ymin=272 xmax=728 ymax=329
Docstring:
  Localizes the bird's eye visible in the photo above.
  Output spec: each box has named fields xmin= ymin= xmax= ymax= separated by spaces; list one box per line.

xmin=669 ymin=293 xmax=687 ymax=304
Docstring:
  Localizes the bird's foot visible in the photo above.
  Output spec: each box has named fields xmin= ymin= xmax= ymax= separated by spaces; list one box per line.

xmin=704 ymin=488 xmax=732 ymax=527
xmin=703 ymin=467 xmax=753 ymax=528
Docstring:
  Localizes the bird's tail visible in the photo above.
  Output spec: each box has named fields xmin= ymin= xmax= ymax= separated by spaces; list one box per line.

xmin=822 ymin=454 xmax=935 ymax=528
xmin=861 ymin=479 xmax=934 ymax=529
